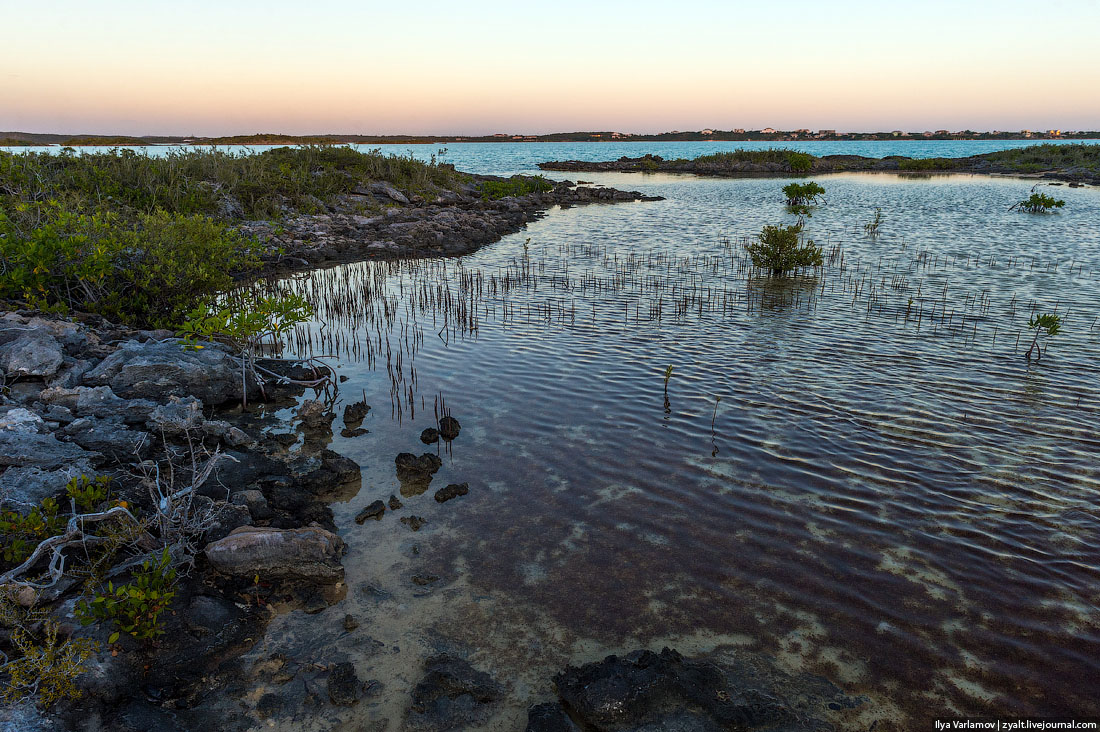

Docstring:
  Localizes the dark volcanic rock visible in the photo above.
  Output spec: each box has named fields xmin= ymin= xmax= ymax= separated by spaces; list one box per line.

xmin=406 ymin=654 xmax=502 ymax=731
xmin=343 ymin=400 xmax=370 ymax=425
xmin=550 ymin=648 xmax=840 ymax=731
xmin=437 ymin=416 xmax=460 ymax=441
xmin=419 ymin=427 xmax=440 ymax=444
xmin=526 ymin=702 xmax=580 ymax=732
xmin=434 ymin=482 xmax=469 ymax=503
xmin=355 ymin=500 xmax=386 ymax=524
xmin=328 ymin=662 xmax=363 ymax=706
xmin=400 ymin=515 xmax=427 ymax=532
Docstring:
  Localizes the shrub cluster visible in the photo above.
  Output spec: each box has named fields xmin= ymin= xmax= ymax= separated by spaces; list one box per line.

xmin=746 ymin=223 xmax=824 ymax=276
xmin=480 ymin=175 xmax=554 ymax=200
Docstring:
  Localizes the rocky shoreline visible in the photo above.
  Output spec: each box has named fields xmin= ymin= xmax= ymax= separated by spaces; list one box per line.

xmin=243 ymin=174 xmax=664 ymax=278
xmin=538 ymin=153 xmax=1100 ymax=185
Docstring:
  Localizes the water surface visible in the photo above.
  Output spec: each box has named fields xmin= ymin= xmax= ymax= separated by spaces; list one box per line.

xmin=247 ymin=171 xmax=1100 ymax=730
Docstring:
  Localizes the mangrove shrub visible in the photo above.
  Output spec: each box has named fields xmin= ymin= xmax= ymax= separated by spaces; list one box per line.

xmin=746 ymin=224 xmax=824 ymax=276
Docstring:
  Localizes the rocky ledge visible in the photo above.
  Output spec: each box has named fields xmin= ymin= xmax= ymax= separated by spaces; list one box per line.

xmin=241 ymin=175 xmax=664 ymax=276
xmin=0 ymin=310 xmax=360 ymax=730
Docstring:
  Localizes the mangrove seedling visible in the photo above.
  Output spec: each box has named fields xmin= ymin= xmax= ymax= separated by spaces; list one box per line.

xmin=746 ymin=223 xmax=824 ymax=277
xmin=864 ymin=208 xmax=884 ymax=236
xmin=1011 ymin=192 xmax=1065 ymax=214
xmin=662 ymin=365 xmax=674 ymax=394
xmin=1024 ymin=313 xmax=1062 ymax=360
xmin=782 ymin=182 xmax=826 ymax=206
xmin=76 ymin=547 xmax=178 ymax=643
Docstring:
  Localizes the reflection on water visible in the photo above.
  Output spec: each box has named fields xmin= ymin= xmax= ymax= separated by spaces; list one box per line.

xmin=244 ymin=172 xmax=1100 ymax=729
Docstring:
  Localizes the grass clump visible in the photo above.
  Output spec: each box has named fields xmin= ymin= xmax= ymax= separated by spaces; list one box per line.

xmin=480 ymin=175 xmax=554 ymax=200
xmin=982 ymin=143 xmax=1100 ymax=172
xmin=1011 ymin=192 xmax=1065 ymax=213
xmin=746 ymin=223 xmax=823 ymax=276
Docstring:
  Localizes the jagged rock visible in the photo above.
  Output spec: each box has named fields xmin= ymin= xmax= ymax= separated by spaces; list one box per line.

xmin=0 ymin=330 xmax=64 ymax=377
xmin=0 ymin=407 xmax=46 ymax=433
xmin=355 ymin=500 xmax=386 ymax=524
xmin=343 ymin=614 xmax=360 ymax=632
xmin=525 ymin=702 xmax=580 ymax=732
xmin=438 ymin=416 xmax=460 ymax=441
xmin=205 ymin=501 xmax=251 ymax=542
xmin=400 ymin=515 xmax=427 ymax=532
xmin=388 ymin=494 xmax=403 ymax=510
xmin=231 ymin=489 xmax=273 ymax=520
xmin=328 ymin=662 xmax=363 ymax=706
xmin=60 ymin=417 xmax=151 ymax=461
xmin=406 ymin=654 xmax=502 ymax=731
xmin=0 ymin=463 xmax=94 ymax=509
xmin=553 ymin=648 xmax=803 ymax=731
xmin=0 ymin=428 xmax=98 ymax=470
xmin=420 ymin=428 xmax=439 ymax=444
xmin=365 ymin=182 xmax=410 ymax=205
xmin=39 ymin=385 xmax=156 ymax=424
xmin=203 ymin=525 xmax=344 ymax=582
xmin=298 ymin=399 xmax=332 ymax=428
xmin=224 ymin=426 xmax=253 ymax=447
xmin=434 ymin=482 xmax=468 ymax=503
xmin=84 ymin=339 xmax=257 ymax=405
xmin=343 ymin=400 xmax=369 ymax=426
xmin=147 ymin=396 xmax=204 ymax=435
xmin=395 ymin=453 xmax=442 ymax=475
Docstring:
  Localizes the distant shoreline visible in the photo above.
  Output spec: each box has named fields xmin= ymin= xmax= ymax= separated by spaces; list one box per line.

xmin=3 ymin=131 xmax=1100 ymax=147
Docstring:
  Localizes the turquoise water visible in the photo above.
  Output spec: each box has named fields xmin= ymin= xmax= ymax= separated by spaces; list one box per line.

xmin=4 ymin=139 xmax=1097 ymax=176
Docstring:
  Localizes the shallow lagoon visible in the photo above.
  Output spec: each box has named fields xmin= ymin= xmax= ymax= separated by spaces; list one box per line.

xmin=238 ymin=171 xmax=1099 ymax=729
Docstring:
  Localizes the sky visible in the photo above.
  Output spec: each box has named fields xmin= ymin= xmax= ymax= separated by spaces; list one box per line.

xmin=3 ymin=0 xmax=1099 ymax=135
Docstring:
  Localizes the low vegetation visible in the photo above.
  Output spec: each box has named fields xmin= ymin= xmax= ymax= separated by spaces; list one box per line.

xmin=480 ymin=175 xmax=553 ymax=200
xmin=689 ymin=148 xmax=814 ymax=173
xmin=746 ymin=223 xmax=823 ymax=276
xmin=1025 ymin=313 xmax=1062 ymax=360
xmin=981 ymin=143 xmax=1100 ymax=173
xmin=0 ymin=146 xmax=464 ymax=326
xmin=1011 ymin=192 xmax=1065 ymax=213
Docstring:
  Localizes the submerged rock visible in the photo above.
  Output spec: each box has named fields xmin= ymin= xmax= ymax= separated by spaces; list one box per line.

xmin=388 ymin=494 xmax=403 ymax=510
xmin=400 ymin=515 xmax=427 ymax=532
xmin=525 ymin=702 xmax=580 ymax=732
xmin=328 ymin=662 xmax=363 ymax=706
xmin=406 ymin=654 xmax=502 ymax=731
xmin=203 ymin=525 xmax=344 ymax=582
xmin=438 ymin=416 xmax=460 ymax=441
xmin=297 ymin=399 xmax=333 ymax=428
xmin=395 ymin=452 xmax=443 ymax=475
xmin=355 ymin=500 xmax=386 ymax=524
xmin=419 ymin=427 xmax=439 ymax=444
xmin=434 ymin=482 xmax=469 ymax=503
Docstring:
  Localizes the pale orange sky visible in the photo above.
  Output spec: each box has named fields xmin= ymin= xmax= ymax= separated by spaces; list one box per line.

xmin=3 ymin=0 xmax=1099 ymax=135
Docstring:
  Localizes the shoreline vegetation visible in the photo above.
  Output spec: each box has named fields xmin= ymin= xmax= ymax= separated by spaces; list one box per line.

xmin=0 ymin=145 xmax=664 ymax=729
xmin=537 ymin=144 xmax=1100 ymax=185
xmin=3 ymin=130 xmax=1100 ymax=147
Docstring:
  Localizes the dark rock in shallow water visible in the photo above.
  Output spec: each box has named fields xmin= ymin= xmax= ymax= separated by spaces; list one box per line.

xmin=395 ymin=452 xmax=443 ymax=474
xmin=554 ymin=648 xmax=782 ymax=731
xmin=438 ymin=416 xmax=460 ymax=441
xmin=341 ymin=427 xmax=368 ymax=438
xmin=400 ymin=515 xmax=427 ymax=531
xmin=406 ymin=654 xmax=502 ymax=731
xmin=343 ymin=614 xmax=360 ymax=632
xmin=388 ymin=494 xmax=403 ymax=510
xmin=420 ymin=427 xmax=440 ymax=444
xmin=355 ymin=500 xmax=386 ymax=523
xmin=203 ymin=525 xmax=345 ymax=582
xmin=328 ymin=661 xmax=363 ymax=706
xmin=434 ymin=482 xmax=469 ymax=503
xmin=343 ymin=400 xmax=370 ymax=425
xmin=526 ymin=702 xmax=581 ymax=732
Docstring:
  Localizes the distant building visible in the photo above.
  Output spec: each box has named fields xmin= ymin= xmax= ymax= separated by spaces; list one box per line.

xmin=760 ymin=128 xmax=777 ymax=134
xmin=793 ymin=128 xmax=810 ymax=134
xmin=701 ymin=129 xmax=715 ymax=135
xmin=493 ymin=133 xmax=508 ymax=138
xmin=732 ymin=128 xmax=746 ymax=134
xmin=935 ymin=130 xmax=950 ymax=135
xmin=1048 ymin=129 xmax=1062 ymax=136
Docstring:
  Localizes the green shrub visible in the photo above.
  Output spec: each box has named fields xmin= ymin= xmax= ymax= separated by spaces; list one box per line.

xmin=1011 ymin=192 xmax=1065 ymax=213
xmin=66 ymin=475 xmax=112 ymax=513
xmin=782 ymin=181 xmax=826 ymax=206
xmin=480 ymin=176 xmax=554 ymax=200
xmin=746 ymin=223 xmax=823 ymax=276
xmin=77 ymin=547 xmax=177 ymax=643
xmin=1025 ymin=312 xmax=1062 ymax=360
xmin=1 ymin=498 xmax=63 ymax=565
xmin=0 ymin=205 xmax=259 ymax=327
